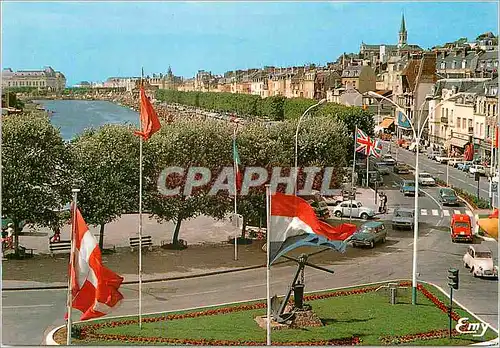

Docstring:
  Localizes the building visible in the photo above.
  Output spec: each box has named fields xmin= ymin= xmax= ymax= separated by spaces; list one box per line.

xmin=427 ymin=77 xmax=495 ymax=160
xmin=2 ymin=66 xmax=66 ymax=91
xmin=341 ymin=65 xmax=376 ymax=93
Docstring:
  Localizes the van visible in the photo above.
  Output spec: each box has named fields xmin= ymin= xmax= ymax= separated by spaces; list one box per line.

xmin=450 ymin=214 xmax=473 ymax=243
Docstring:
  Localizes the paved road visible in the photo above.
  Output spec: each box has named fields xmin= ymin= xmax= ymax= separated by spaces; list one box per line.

xmin=3 ymin=150 xmax=498 ymax=345
xmin=391 ymin=144 xmax=498 ymax=208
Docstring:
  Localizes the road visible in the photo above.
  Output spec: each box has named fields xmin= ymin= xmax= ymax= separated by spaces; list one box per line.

xmin=391 ymin=144 xmax=498 ymax=208
xmin=2 ymin=150 xmax=498 ymax=346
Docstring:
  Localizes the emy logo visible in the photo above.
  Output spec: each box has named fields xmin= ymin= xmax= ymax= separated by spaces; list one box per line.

xmin=455 ymin=317 xmax=491 ymax=337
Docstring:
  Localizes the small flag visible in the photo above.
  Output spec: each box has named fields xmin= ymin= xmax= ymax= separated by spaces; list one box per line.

xmin=233 ymin=137 xmax=242 ymax=192
xmin=371 ymin=139 xmax=383 ymax=158
xmin=495 ymin=126 xmax=498 ymax=149
xmin=134 ymin=86 xmax=161 ymax=141
xmin=268 ymin=193 xmax=356 ymax=265
xmin=68 ymin=208 xmax=124 ymax=321
xmin=355 ymin=128 xmax=374 ymax=156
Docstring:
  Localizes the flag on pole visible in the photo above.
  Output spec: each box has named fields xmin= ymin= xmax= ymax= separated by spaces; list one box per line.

xmin=370 ymin=139 xmax=383 ymax=158
xmin=68 ymin=208 xmax=124 ymax=321
xmin=233 ymin=137 xmax=242 ymax=192
xmin=495 ymin=126 xmax=499 ymax=149
xmin=355 ymin=128 xmax=374 ymax=156
xmin=269 ymin=193 xmax=357 ymax=265
xmin=134 ymin=86 xmax=161 ymax=141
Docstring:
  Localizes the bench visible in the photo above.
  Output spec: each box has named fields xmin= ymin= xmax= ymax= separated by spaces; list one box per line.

xmin=18 ymin=245 xmax=35 ymax=258
xmin=49 ymin=240 xmax=72 ymax=256
xmin=129 ymin=236 xmax=153 ymax=252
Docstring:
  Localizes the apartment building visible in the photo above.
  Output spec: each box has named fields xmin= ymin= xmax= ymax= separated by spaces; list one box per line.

xmin=2 ymin=66 xmax=66 ymax=91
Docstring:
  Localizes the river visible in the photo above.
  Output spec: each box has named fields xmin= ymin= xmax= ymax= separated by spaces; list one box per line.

xmin=34 ymin=100 xmax=139 ymax=141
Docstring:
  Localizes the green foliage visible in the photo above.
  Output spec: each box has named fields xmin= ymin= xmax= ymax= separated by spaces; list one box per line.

xmin=2 ymin=114 xmax=73 ymax=251
xmin=283 ymin=98 xmax=316 ymax=120
xmin=315 ymin=103 xmax=375 ymax=136
xmin=69 ymin=125 xmax=140 ymax=246
xmin=259 ymin=95 xmax=286 ymax=121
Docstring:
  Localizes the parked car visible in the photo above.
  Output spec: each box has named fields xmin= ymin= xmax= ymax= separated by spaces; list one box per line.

xmin=458 ymin=161 xmax=474 ymax=171
xmin=427 ymin=151 xmax=440 ymax=160
xmin=400 ymin=180 xmax=416 ymax=196
xmin=469 ymin=165 xmax=486 ymax=176
xmin=300 ymin=191 xmax=331 ymax=220
xmin=450 ymin=214 xmax=473 ymax=243
xmin=435 ymin=155 xmax=449 ymax=164
xmin=382 ymin=154 xmax=396 ymax=165
xmin=349 ymin=221 xmax=387 ymax=248
xmin=374 ymin=162 xmax=391 ymax=175
xmin=447 ymin=158 xmax=463 ymax=167
xmin=391 ymin=208 xmax=414 ymax=230
xmin=332 ymin=200 xmax=376 ymax=220
xmin=418 ymin=172 xmax=436 ymax=186
xmin=463 ymin=245 xmax=498 ymax=278
xmin=438 ymin=187 xmax=459 ymax=206
xmin=393 ymin=162 xmax=410 ymax=174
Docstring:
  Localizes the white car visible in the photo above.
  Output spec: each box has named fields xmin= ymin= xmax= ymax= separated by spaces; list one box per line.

xmin=418 ymin=172 xmax=435 ymax=186
xmin=463 ymin=245 xmax=498 ymax=278
xmin=382 ymin=154 xmax=396 ymax=165
xmin=469 ymin=165 xmax=486 ymax=176
xmin=332 ymin=200 xmax=376 ymax=220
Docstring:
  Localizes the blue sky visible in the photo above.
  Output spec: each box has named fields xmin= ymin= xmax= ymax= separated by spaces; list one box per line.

xmin=2 ymin=1 xmax=498 ymax=85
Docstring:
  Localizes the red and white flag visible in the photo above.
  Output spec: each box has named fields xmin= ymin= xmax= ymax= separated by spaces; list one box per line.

xmin=68 ymin=208 xmax=124 ymax=321
xmin=269 ymin=193 xmax=356 ymax=264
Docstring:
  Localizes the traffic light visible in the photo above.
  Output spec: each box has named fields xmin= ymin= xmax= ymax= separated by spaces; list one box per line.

xmin=448 ymin=268 xmax=459 ymax=290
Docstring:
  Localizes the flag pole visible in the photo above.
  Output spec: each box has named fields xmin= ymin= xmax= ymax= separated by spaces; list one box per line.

xmin=138 ymin=68 xmax=144 ymax=329
xmin=67 ymin=188 xmax=80 ymax=345
xmin=233 ymin=125 xmax=238 ymax=261
xmin=350 ymin=127 xmax=357 ymax=222
xmin=265 ymin=184 xmax=271 ymax=346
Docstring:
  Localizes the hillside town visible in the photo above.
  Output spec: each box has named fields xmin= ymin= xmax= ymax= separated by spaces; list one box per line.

xmin=3 ymin=16 xmax=498 ymax=162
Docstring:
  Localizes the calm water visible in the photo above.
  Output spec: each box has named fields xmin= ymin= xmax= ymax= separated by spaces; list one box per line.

xmin=34 ymin=100 xmax=139 ymax=140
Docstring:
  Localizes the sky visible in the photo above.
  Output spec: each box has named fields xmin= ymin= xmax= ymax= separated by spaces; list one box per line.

xmin=2 ymin=1 xmax=498 ymax=86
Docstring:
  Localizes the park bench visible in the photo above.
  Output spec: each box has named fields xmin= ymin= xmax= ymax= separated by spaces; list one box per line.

xmin=129 ymin=236 xmax=153 ymax=252
xmin=18 ymin=245 xmax=35 ymax=258
xmin=49 ymin=240 xmax=72 ymax=256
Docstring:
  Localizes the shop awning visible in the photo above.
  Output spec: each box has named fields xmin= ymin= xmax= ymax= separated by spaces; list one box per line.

xmin=379 ymin=118 xmax=394 ymax=129
xmin=450 ymin=137 xmax=468 ymax=148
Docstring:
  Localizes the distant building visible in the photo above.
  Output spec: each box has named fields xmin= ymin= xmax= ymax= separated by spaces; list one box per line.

xmin=2 ymin=66 xmax=66 ymax=91
xmin=341 ymin=65 xmax=376 ymax=93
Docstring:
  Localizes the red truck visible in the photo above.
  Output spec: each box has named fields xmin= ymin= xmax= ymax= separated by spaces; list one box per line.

xmin=450 ymin=214 xmax=473 ymax=243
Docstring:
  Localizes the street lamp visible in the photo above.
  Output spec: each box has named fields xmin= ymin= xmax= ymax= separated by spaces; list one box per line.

xmin=294 ymin=99 xmax=327 ymax=194
xmin=367 ymin=90 xmax=465 ymax=305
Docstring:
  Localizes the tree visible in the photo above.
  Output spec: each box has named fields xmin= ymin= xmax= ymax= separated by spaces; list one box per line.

xmin=315 ymin=103 xmax=375 ymax=136
xmin=2 ymin=114 xmax=72 ymax=255
xmin=69 ymin=125 xmax=140 ymax=250
xmin=143 ymin=119 xmax=233 ymax=247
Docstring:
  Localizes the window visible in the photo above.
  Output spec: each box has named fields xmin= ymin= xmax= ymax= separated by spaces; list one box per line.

xmin=495 ymin=61 xmax=499 ymax=67
xmin=440 ymin=62 xmax=446 ymax=69
xmin=480 ymin=123 xmax=483 ymax=137
xmin=463 ymin=119 xmax=466 ymax=128
xmin=457 ymin=117 xmax=461 ymax=128
xmin=462 ymin=60 xmax=466 ymax=69
xmin=452 ymin=61 xmax=456 ymax=69
xmin=469 ymin=120 xmax=473 ymax=128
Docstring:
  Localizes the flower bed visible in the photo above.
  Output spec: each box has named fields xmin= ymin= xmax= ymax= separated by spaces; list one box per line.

xmin=64 ymin=281 xmax=471 ymax=346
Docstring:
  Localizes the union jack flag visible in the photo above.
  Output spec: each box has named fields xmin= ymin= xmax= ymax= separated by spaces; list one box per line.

xmin=355 ymin=128 xmax=374 ymax=156
xmin=370 ymin=139 xmax=383 ymax=158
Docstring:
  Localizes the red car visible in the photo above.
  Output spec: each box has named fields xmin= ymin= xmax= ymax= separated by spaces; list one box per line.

xmin=450 ymin=214 xmax=473 ymax=243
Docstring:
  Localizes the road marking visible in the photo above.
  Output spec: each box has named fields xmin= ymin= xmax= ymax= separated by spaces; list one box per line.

xmin=454 ymin=210 xmax=461 ymax=214
xmin=171 ymin=290 xmax=218 ymax=298
xmin=421 ymin=209 xmax=428 ymax=216
xmin=442 ymin=210 xmax=450 ymax=217
xmin=432 ymin=209 xmax=439 ymax=216
xmin=465 ymin=210 xmax=474 ymax=217
xmin=3 ymin=304 xmax=54 ymax=309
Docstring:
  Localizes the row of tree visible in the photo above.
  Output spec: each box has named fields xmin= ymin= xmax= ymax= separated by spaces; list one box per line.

xmin=2 ymin=112 xmax=352 ymax=252
xmin=155 ymin=90 xmax=375 ymax=135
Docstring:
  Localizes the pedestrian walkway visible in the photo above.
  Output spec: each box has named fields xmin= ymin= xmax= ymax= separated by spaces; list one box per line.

xmin=380 ymin=207 xmax=473 ymax=217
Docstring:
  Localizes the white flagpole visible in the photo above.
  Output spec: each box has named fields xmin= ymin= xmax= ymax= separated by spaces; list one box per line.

xmin=233 ymin=125 xmax=238 ymax=261
xmin=138 ymin=68 xmax=144 ymax=329
xmin=350 ymin=127 xmax=357 ymax=222
xmin=66 ymin=188 xmax=80 ymax=345
xmin=265 ymin=184 xmax=271 ymax=346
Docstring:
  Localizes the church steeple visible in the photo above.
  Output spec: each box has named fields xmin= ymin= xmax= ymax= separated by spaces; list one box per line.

xmin=398 ymin=13 xmax=407 ymax=48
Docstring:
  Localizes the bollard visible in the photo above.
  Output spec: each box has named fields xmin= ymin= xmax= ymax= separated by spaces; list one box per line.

xmin=293 ymin=283 xmax=305 ymax=309
xmin=389 ymin=283 xmax=397 ymax=305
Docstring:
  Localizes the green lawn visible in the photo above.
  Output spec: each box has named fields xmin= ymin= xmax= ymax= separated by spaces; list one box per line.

xmin=67 ymin=282 xmax=498 ymax=346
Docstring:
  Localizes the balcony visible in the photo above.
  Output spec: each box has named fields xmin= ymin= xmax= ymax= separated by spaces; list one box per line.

xmin=440 ymin=116 xmax=448 ymax=124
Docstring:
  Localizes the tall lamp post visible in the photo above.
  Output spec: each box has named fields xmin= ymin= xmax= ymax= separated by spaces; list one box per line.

xmin=294 ymin=99 xmax=327 ymax=194
xmin=367 ymin=91 xmax=465 ymax=305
